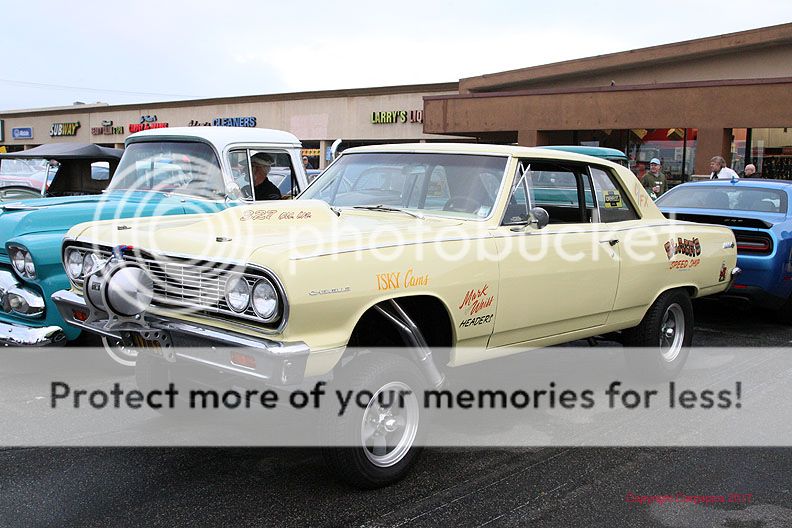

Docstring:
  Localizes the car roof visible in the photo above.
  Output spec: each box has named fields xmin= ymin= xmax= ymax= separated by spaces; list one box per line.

xmin=342 ymin=143 xmax=624 ymax=166
xmin=670 ymin=179 xmax=792 ymax=191
xmin=126 ymin=126 xmax=302 ymax=149
xmin=539 ymin=145 xmax=628 ymax=160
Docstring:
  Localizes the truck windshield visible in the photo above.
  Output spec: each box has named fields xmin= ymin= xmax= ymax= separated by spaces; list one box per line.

xmin=300 ymin=152 xmax=509 ymax=219
xmin=108 ymin=141 xmax=225 ymax=199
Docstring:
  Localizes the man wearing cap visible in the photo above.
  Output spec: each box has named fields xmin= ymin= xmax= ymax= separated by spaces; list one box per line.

xmin=250 ymin=152 xmax=282 ymax=200
xmin=641 ymin=158 xmax=667 ymax=199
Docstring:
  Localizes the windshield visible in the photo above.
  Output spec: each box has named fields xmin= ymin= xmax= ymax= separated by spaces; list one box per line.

xmin=108 ymin=141 xmax=225 ymax=199
xmin=656 ymin=185 xmax=788 ymax=214
xmin=300 ymin=152 xmax=509 ymax=219
xmin=0 ymin=158 xmax=55 ymax=189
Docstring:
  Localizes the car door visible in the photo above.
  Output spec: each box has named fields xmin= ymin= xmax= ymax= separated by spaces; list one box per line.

xmin=488 ymin=160 xmax=621 ymax=348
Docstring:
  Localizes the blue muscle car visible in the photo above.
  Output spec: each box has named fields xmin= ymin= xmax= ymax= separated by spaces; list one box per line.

xmin=656 ymin=179 xmax=792 ymax=321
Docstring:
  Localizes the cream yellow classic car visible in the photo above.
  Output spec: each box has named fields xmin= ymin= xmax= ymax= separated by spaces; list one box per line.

xmin=52 ymin=144 xmax=738 ymax=488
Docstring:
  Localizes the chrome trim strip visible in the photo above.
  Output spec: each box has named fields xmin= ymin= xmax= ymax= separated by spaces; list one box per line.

xmin=0 ymin=321 xmax=65 ymax=346
xmin=290 ymin=222 xmax=679 ymax=260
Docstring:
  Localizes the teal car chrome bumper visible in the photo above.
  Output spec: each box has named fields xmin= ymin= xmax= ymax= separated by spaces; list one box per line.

xmin=0 ymin=321 xmax=65 ymax=346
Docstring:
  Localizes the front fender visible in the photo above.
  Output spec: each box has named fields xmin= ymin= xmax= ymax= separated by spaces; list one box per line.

xmin=5 ymin=232 xmax=81 ymax=340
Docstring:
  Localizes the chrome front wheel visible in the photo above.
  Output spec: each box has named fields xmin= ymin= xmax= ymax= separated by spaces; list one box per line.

xmin=361 ymin=381 xmax=420 ymax=468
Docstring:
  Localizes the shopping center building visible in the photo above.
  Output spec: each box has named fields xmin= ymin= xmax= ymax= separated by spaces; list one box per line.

xmin=424 ymin=22 xmax=792 ymax=182
xmin=3 ymin=22 xmax=792 ymax=180
xmin=0 ymin=83 xmax=461 ymax=169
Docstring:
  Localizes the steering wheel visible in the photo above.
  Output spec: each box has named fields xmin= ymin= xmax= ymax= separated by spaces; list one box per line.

xmin=443 ymin=195 xmax=482 ymax=213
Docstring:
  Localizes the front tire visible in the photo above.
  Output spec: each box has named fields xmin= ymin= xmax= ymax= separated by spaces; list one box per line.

xmin=101 ymin=336 xmax=137 ymax=367
xmin=321 ymin=353 xmax=426 ymax=489
xmin=623 ymin=289 xmax=693 ymax=380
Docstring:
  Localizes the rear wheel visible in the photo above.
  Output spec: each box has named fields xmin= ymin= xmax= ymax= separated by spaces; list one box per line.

xmin=623 ymin=289 xmax=693 ymax=380
xmin=321 ymin=353 xmax=426 ymax=489
xmin=773 ymin=294 xmax=792 ymax=325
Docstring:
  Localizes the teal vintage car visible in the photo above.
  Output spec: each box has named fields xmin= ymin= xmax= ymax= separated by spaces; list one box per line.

xmin=540 ymin=145 xmax=629 ymax=166
xmin=0 ymin=127 xmax=309 ymax=366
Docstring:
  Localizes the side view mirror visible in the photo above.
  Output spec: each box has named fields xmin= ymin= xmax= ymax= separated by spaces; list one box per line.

xmin=330 ymin=139 xmax=342 ymax=160
xmin=530 ymin=207 xmax=550 ymax=229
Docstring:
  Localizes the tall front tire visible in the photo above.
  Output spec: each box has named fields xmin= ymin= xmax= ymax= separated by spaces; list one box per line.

xmin=101 ymin=336 xmax=137 ymax=368
xmin=321 ymin=353 xmax=426 ymax=489
xmin=622 ymin=289 xmax=693 ymax=380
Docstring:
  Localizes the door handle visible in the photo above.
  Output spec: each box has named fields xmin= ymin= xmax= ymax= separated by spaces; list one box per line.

xmin=600 ymin=239 xmax=619 ymax=246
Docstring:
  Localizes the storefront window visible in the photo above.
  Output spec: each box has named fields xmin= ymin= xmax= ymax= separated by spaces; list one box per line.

xmin=626 ymin=128 xmax=697 ymax=188
xmin=731 ymin=128 xmax=748 ymax=174
xmin=747 ymin=128 xmax=792 ymax=180
xmin=540 ymin=128 xmax=697 ymax=191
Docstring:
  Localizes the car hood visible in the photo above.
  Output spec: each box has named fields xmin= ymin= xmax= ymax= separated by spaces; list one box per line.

xmin=71 ymin=200 xmax=473 ymax=264
xmin=0 ymin=191 xmax=191 ymax=244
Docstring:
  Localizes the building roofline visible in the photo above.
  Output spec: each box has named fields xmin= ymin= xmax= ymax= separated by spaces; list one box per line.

xmin=0 ymin=82 xmax=459 ymax=118
xmin=425 ymin=76 xmax=792 ymax=101
xmin=459 ymin=22 xmax=792 ymax=93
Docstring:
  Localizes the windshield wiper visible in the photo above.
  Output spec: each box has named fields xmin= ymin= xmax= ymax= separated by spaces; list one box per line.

xmin=352 ymin=205 xmax=424 ymax=219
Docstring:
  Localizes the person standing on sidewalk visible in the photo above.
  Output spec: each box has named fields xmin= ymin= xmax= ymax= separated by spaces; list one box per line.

xmin=710 ymin=156 xmax=740 ymax=180
xmin=641 ymin=158 xmax=667 ymax=199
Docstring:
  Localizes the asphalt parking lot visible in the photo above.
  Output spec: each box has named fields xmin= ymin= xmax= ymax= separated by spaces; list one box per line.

xmin=1 ymin=300 xmax=791 ymax=528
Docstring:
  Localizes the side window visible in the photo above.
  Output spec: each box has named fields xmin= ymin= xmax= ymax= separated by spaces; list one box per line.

xmin=528 ymin=163 xmax=591 ymax=224
xmin=502 ymin=163 xmax=530 ymax=225
xmin=227 ymin=150 xmax=253 ymax=200
xmin=590 ymin=166 xmax=639 ymax=222
xmin=250 ymin=150 xmax=300 ymax=200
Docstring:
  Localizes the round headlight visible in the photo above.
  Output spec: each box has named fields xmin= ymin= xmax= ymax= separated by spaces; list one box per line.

xmin=82 ymin=252 xmax=95 ymax=277
xmin=225 ymin=275 xmax=250 ymax=313
xmin=23 ymin=253 xmax=35 ymax=278
xmin=10 ymin=247 xmax=25 ymax=275
xmin=252 ymin=279 xmax=278 ymax=321
xmin=66 ymin=249 xmax=84 ymax=279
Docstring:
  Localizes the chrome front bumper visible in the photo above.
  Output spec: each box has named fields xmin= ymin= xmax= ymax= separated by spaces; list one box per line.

xmin=0 ymin=321 xmax=65 ymax=346
xmin=52 ymin=289 xmax=310 ymax=386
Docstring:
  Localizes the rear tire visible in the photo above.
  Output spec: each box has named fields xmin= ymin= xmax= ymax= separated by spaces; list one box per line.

xmin=773 ymin=294 xmax=792 ymax=325
xmin=321 ymin=353 xmax=426 ymax=489
xmin=622 ymin=289 xmax=693 ymax=380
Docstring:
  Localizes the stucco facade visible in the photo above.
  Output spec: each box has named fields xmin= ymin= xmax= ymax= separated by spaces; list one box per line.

xmin=424 ymin=22 xmax=792 ymax=177
xmin=0 ymin=83 xmax=460 ymax=169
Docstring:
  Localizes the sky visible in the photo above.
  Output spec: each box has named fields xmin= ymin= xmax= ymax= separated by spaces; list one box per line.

xmin=2 ymin=0 xmax=791 ymax=111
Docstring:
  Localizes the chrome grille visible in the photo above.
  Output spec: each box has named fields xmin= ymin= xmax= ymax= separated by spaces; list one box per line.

xmin=121 ymin=254 xmax=265 ymax=322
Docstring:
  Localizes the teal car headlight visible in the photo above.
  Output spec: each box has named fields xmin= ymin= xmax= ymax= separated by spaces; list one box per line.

xmin=8 ymin=246 xmax=35 ymax=279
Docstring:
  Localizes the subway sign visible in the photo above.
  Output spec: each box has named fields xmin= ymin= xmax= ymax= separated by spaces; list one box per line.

xmin=371 ymin=110 xmax=423 ymax=124
xmin=49 ymin=122 xmax=81 ymax=137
